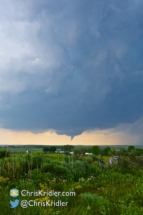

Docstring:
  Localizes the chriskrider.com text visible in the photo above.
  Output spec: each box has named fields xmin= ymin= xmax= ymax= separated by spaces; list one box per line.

xmin=21 ymin=190 xmax=76 ymax=197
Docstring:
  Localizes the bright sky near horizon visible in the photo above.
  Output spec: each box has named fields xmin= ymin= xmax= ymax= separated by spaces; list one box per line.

xmin=0 ymin=0 xmax=143 ymax=145
xmin=0 ymin=118 xmax=142 ymax=145
xmin=0 ymin=128 xmax=133 ymax=145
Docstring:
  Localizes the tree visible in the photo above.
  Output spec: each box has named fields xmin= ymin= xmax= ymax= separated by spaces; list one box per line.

xmin=43 ymin=147 xmax=49 ymax=153
xmin=74 ymin=146 xmax=87 ymax=159
xmin=91 ymin=146 xmax=100 ymax=155
xmin=63 ymin=145 xmax=73 ymax=152
xmin=102 ymin=147 xmax=111 ymax=156
xmin=128 ymin=146 xmax=135 ymax=152
xmin=119 ymin=148 xmax=127 ymax=156
xmin=49 ymin=146 xmax=56 ymax=152
xmin=0 ymin=150 xmax=10 ymax=158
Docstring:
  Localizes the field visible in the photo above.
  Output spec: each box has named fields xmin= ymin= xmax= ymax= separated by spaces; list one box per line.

xmin=0 ymin=145 xmax=143 ymax=214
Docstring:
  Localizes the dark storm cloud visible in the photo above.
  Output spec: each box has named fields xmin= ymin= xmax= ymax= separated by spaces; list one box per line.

xmin=0 ymin=0 xmax=143 ymax=136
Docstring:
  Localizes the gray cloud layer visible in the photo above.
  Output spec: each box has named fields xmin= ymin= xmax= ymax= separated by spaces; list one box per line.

xmin=0 ymin=0 xmax=143 ymax=137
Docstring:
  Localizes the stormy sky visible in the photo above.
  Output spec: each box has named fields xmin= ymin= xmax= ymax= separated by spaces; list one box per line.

xmin=0 ymin=0 xmax=143 ymax=140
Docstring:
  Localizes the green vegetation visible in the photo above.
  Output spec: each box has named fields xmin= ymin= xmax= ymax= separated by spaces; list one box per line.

xmin=0 ymin=149 xmax=10 ymax=158
xmin=0 ymin=145 xmax=143 ymax=214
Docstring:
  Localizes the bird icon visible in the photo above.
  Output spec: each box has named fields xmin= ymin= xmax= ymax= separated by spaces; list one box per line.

xmin=10 ymin=199 xmax=19 ymax=208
